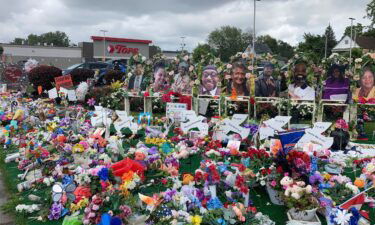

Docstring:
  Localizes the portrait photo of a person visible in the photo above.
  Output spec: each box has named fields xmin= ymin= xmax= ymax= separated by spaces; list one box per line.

xmin=322 ymin=64 xmax=350 ymax=101
xmin=153 ymin=62 xmax=169 ymax=92
xmin=255 ymin=62 xmax=286 ymax=97
xmin=172 ymin=62 xmax=191 ymax=94
xmin=128 ymin=63 xmax=146 ymax=91
xmin=226 ymin=62 xmax=249 ymax=96
xmin=199 ymin=65 xmax=221 ymax=96
xmin=353 ymin=68 xmax=375 ymax=100
xmin=288 ymin=62 xmax=315 ymax=100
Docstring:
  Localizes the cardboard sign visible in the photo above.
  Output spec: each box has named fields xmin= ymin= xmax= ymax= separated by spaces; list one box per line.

xmin=259 ymin=116 xmax=291 ymax=140
xmin=220 ymin=118 xmax=250 ymax=140
xmin=232 ymin=114 xmax=248 ymax=125
xmin=67 ymin=90 xmax=77 ymax=101
xmin=227 ymin=140 xmax=241 ymax=150
xmin=180 ymin=114 xmax=208 ymax=135
xmin=48 ymin=88 xmax=58 ymax=99
xmin=296 ymin=122 xmax=333 ymax=150
xmin=55 ymin=75 xmax=73 ymax=91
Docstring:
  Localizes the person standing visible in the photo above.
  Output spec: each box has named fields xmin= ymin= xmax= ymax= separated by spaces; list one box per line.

xmin=322 ymin=64 xmax=350 ymax=100
xmin=128 ymin=63 xmax=146 ymax=91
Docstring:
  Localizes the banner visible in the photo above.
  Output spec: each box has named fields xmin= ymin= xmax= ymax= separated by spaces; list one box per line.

xmin=278 ymin=129 xmax=305 ymax=154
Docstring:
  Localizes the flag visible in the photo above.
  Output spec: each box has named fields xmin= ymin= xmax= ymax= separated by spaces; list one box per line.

xmin=278 ymin=129 xmax=305 ymax=154
xmin=340 ymin=192 xmax=368 ymax=219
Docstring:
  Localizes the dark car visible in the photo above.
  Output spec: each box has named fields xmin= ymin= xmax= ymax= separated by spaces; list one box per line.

xmin=62 ymin=62 xmax=112 ymax=75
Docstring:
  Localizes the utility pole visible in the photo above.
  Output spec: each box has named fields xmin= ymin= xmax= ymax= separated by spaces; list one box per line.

xmin=100 ymin=30 xmax=108 ymax=62
xmin=348 ymin=18 xmax=355 ymax=71
xmin=251 ymin=0 xmax=261 ymax=74
xmin=180 ymin=36 xmax=186 ymax=52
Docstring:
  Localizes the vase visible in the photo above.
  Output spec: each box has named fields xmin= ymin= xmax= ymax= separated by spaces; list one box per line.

xmin=266 ymin=184 xmax=284 ymax=205
xmin=288 ymin=208 xmax=317 ymax=221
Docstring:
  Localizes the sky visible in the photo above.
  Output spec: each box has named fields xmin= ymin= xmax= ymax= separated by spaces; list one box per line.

xmin=0 ymin=0 xmax=371 ymax=51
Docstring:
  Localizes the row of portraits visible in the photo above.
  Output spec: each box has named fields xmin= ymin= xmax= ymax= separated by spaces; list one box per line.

xmin=126 ymin=61 xmax=375 ymax=101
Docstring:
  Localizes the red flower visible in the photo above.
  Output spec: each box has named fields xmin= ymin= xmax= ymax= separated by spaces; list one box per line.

xmin=250 ymin=97 xmax=256 ymax=105
xmin=144 ymin=92 xmax=150 ymax=97
xmin=161 ymin=178 xmax=168 ymax=185
xmin=239 ymin=185 xmax=249 ymax=194
xmin=276 ymin=166 xmax=284 ymax=174
xmin=358 ymin=97 xmax=367 ymax=104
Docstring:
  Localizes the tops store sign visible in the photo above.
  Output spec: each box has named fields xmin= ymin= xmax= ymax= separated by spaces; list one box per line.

xmin=92 ymin=36 xmax=152 ymax=59
xmin=107 ymin=44 xmax=139 ymax=55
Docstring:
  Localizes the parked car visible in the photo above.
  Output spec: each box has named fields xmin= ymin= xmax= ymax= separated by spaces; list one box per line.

xmin=62 ymin=62 xmax=112 ymax=75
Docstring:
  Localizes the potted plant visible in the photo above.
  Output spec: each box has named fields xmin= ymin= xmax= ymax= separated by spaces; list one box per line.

xmin=280 ymin=175 xmax=319 ymax=221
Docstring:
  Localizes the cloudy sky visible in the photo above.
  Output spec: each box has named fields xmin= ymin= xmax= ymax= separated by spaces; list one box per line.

xmin=0 ymin=0 xmax=371 ymax=51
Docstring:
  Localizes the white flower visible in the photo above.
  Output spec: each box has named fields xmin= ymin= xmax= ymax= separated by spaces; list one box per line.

xmin=183 ymin=55 xmax=189 ymax=61
xmin=354 ymin=58 xmax=362 ymax=63
xmin=242 ymin=53 xmax=248 ymax=59
xmin=141 ymin=56 xmax=147 ymax=62
xmin=260 ymin=180 xmax=266 ymax=186
xmin=189 ymin=65 xmax=194 ymax=72
xmin=194 ymin=80 xmax=200 ymax=85
xmin=334 ymin=209 xmax=352 ymax=225
xmin=226 ymin=64 xmax=232 ymax=69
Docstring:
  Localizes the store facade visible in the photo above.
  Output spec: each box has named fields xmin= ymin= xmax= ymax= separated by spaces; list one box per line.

xmin=91 ymin=36 xmax=152 ymax=60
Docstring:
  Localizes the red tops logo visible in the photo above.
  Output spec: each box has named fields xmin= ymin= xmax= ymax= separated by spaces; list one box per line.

xmin=107 ymin=44 xmax=139 ymax=54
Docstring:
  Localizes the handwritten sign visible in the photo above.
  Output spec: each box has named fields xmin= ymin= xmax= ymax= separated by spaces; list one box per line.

xmin=48 ymin=88 xmax=58 ymax=99
xmin=259 ymin=116 xmax=291 ymax=140
xmin=55 ymin=75 xmax=73 ymax=91
xmin=296 ymin=122 xmax=333 ymax=150
xmin=180 ymin=114 xmax=208 ymax=135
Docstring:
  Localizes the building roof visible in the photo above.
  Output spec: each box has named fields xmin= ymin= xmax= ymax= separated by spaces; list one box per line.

xmin=91 ymin=36 xmax=152 ymax=44
xmin=245 ymin=42 xmax=272 ymax=55
xmin=355 ymin=36 xmax=375 ymax=50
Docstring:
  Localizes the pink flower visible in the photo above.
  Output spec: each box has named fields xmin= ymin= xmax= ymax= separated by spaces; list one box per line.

xmin=270 ymin=180 xmax=277 ymax=187
xmin=92 ymin=205 xmax=99 ymax=211
xmin=87 ymin=98 xmax=96 ymax=106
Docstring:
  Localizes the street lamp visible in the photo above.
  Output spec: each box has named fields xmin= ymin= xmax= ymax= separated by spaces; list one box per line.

xmin=348 ymin=17 xmax=355 ymax=70
xmin=100 ymin=30 xmax=108 ymax=62
xmin=251 ymin=0 xmax=261 ymax=74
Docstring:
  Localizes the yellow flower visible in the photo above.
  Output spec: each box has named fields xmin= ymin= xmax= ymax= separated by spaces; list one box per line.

xmin=323 ymin=173 xmax=332 ymax=181
xmin=72 ymin=144 xmax=85 ymax=153
xmin=191 ymin=215 xmax=202 ymax=225
xmin=47 ymin=122 xmax=57 ymax=132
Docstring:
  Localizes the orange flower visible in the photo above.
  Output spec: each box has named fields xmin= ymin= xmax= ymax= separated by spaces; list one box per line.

xmin=354 ymin=178 xmax=365 ymax=188
xmin=122 ymin=171 xmax=135 ymax=182
xmin=74 ymin=186 xmax=92 ymax=201
xmin=182 ymin=174 xmax=194 ymax=185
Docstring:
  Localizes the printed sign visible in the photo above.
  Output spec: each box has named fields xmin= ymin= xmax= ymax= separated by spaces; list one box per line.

xmin=166 ymin=103 xmax=187 ymax=121
xmin=54 ymin=75 xmax=73 ymax=91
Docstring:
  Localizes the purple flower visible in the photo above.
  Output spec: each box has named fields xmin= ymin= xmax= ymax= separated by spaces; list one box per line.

xmin=148 ymin=146 xmax=158 ymax=155
xmin=309 ymin=173 xmax=323 ymax=185
xmin=87 ymin=98 xmax=96 ymax=106
xmin=119 ymin=205 xmax=132 ymax=218
xmin=163 ymin=189 xmax=177 ymax=202
xmin=98 ymin=168 xmax=109 ymax=181
xmin=48 ymin=202 xmax=62 ymax=220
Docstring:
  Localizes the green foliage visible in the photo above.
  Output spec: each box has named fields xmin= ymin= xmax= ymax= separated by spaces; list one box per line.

xmin=208 ymin=26 xmax=251 ymax=62
xmin=297 ymin=33 xmax=326 ymax=63
xmin=257 ymin=35 xmax=294 ymax=59
xmin=366 ymin=0 xmax=375 ymax=27
xmin=0 ymin=45 xmax=3 ymax=55
xmin=324 ymin=25 xmax=338 ymax=57
xmin=11 ymin=31 xmax=71 ymax=47
xmin=343 ymin=23 xmax=364 ymax=37
xmin=192 ymin=43 xmax=216 ymax=63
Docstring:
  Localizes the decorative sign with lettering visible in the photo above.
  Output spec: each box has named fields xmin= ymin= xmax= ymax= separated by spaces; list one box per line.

xmin=107 ymin=44 xmax=139 ymax=55
xmin=259 ymin=116 xmax=291 ymax=140
xmin=54 ymin=75 xmax=73 ymax=91
xmin=296 ymin=122 xmax=333 ymax=150
xmin=180 ymin=114 xmax=208 ymax=135
xmin=166 ymin=103 xmax=188 ymax=122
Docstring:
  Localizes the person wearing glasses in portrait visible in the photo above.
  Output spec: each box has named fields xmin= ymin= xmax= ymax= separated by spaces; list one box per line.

xmin=199 ymin=65 xmax=221 ymax=96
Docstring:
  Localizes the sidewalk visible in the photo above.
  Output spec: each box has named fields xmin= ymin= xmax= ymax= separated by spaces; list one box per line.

xmin=0 ymin=172 xmax=13 ymax=225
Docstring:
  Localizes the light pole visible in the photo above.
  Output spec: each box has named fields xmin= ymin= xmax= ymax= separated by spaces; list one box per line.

xmin=251 ymin=0 xmax=261 ymax=74
xmin=180 ymin=36 xmax=186 ymax=52
xmin=100 ymin=29 xmax=108 ymax=62
xmin=348 ymin=18 xmax=355 ymax=70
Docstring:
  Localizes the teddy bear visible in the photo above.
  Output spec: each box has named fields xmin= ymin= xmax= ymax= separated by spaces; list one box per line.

xmin=280 ymin=176 xmax=312 ymax=199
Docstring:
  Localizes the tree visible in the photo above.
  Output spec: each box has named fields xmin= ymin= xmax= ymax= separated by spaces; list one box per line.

xmin=0 ymin=46 xmax=3 ymax=55
xmin=323 ymin=24 xmax=337 ymax=57
xmin=297 ymin=33 xmax=325 ymax=63
xmin=257 ymin=35 xmax=294 ymax=59
xmin=11 ymin=31 xmax=71 ymax=47
xmin=366 ymin=0 xmax=375 ymax=27
xmin=207 ymin=26 xmax=251 ymax=62
xmin=343 ymin=23 xmax=364 ymax=38
xmin=192 ymin=43 xmax=216 ymax=63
